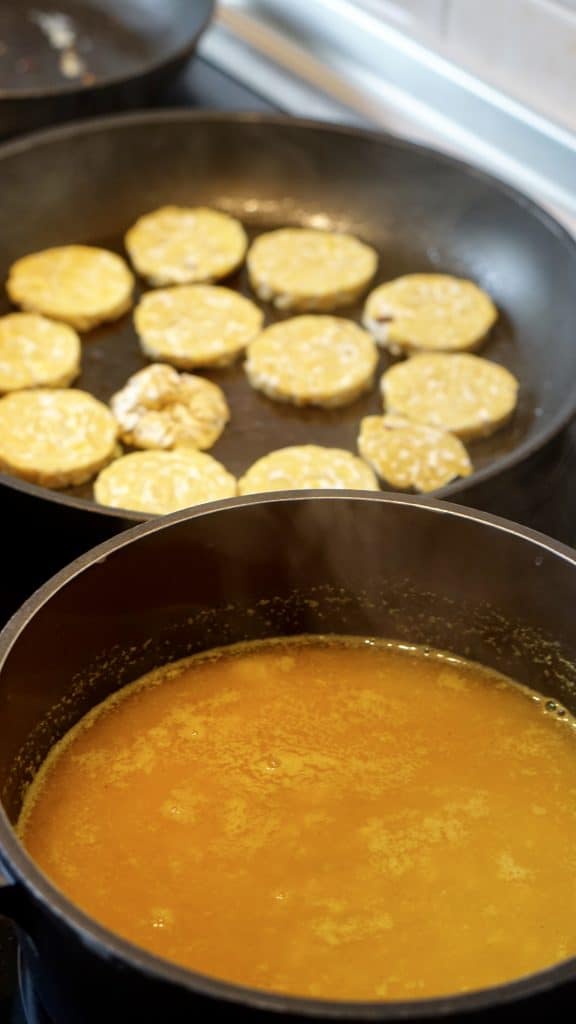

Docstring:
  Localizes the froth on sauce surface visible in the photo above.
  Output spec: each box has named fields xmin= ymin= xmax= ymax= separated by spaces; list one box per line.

xmin=18 ymin=636 xmax=576 ymax=1000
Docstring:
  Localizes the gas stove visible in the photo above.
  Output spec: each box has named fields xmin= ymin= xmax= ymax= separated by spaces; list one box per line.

xmin=2 ymin=25 xmax=576 ymax=1023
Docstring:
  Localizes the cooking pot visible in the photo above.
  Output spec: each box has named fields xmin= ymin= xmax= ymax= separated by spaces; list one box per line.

xmin=0 ymin=491 xmax=575 ymax=1023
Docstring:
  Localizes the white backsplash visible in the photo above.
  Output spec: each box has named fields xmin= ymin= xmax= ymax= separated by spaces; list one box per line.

xmin=350 ymin=0 xmax=447 ymax=34
xmin=357 ymin=0 xmax=576 ymax=131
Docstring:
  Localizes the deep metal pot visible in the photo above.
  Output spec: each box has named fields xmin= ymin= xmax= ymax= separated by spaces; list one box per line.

xmin=0 ymin=0 xmax=214 ymax=138
xmin=0 ymin=492 xmax=576 ymax=1023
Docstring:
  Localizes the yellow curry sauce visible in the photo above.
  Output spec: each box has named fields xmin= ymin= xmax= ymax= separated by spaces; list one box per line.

xmin=18 ymin=637 xmax=576 ymax=1000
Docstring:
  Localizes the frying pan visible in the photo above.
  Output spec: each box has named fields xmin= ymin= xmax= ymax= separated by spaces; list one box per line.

xmin=1 ymin=110 xmax=576 ymax=532
xmin=0 ymin=0 xmax=214 ymax=136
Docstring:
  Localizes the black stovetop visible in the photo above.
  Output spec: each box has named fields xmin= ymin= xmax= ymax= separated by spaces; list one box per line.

xmin=2 ymin=49 xmax=576 ymax=1024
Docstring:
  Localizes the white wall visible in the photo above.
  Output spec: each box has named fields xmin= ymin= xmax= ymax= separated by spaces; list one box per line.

xmin=356 ymin=0 xmax=575 ymax=131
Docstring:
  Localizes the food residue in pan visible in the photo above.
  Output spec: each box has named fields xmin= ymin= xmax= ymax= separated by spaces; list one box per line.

xmin=29 ymin=10 xmax=93 ymax=83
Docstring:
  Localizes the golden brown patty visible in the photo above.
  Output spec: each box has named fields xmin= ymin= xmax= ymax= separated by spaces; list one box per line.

xmin=382 ymin=353 xmax=519 ymax=440
xmin=0 ymin=389 xmax=118 ymax=488
xmin=239 ymin=445 xmax=379 ymax=494
xmin=245 ymin=315 xmax=378 ymax=408
xmin=363 ymin=274 xmax=497 ymax=354
xmin=7 ymin=246 xmax=134 ymax=330
xmin=135 ymin=285 xmax=263 ymax=368
xmin=358 ymin=415 xmax=472 ymax=492
xmin=125 ymin=206 xmax=247 ymax=286
xmin=94 ymin=450 xmax=237 ymax=515
xmin=0 ymin=313 xmax=80 ymax=393
xmin=110 ymin=364 xmax=229 ymax=452
xmin=247 ymin=228 xmax=377 ymax=311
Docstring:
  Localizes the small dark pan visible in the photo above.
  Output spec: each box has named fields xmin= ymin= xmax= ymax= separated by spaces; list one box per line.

xmin=1 ymin=110 xmax=576 ymax=528
xmin=3 ymin=492 xmax=576 ymax=1022
xmin=0 ymin=0 xmax=214 ymax=136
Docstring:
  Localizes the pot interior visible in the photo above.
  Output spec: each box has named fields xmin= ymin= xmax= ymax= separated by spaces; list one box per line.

xmin=2 ymin=495 xmax=576 ymax=824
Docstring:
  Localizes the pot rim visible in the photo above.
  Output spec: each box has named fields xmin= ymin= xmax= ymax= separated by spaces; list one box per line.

xmin=1 ymin=489 xmax=576 ymax=1019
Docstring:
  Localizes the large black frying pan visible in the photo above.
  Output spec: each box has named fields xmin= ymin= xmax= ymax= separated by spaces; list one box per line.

xmin=0 ymin=1 xmax=214 ymax=136
xmin=1 ymin=110 xmax=576 ymax=531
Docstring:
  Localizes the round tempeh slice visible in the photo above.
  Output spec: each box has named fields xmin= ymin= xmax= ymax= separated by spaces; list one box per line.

xmin=94 ymin=450 xmax=236 ymax=515
xmin=358 ymin=414 xmax=472 ymax=493
xmin=239 ymin=445 xmax=379 ymax=495
xmin=245 ymin=315 xmax=378 ymax=408
xmin=247 ymin=227 xmax=378 ymax=311
xmin=125 ymin=206 xmax=247 ymax=286
xmin=363 ymin=274 xmax=497 ymax=354
xmin=0 ymin=389 xmax=118 ymax=488
xmin=382 ymin=353 xmax=519 ymax=441
xmin=110 ymin=363 xmax=229 ymax=451
xmin=0 ymin=313 xmax=81 ymax=393
xmin=7 ymin=246 xmax=134 ymax=331
xmin=135 ymin=285 xmax=263 ymax=369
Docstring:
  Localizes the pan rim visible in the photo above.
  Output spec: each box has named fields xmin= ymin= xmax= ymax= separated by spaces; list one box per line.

xmin=0 ymin=107 xmax=575 ymax=522
xmin=0 ymin=0 xmax=214 ymax=101
xmin=2 ymin=490 xmax=576 ymax=1017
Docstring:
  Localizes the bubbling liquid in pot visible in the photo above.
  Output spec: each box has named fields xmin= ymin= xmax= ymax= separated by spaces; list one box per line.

xmin=18 ymin=636 xmax=576 ymax=1000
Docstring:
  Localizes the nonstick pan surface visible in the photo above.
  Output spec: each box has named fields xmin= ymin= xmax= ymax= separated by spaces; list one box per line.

xmin=0 ymin=1 xmax=214 ymax=136
xmin=1 ymin=109 xmax=576 ymax=525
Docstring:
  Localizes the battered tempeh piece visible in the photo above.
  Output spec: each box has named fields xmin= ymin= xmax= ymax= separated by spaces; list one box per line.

xmin=358 ymin=414 xmax=472 ymax=493
xmin=0 ymin=389 xmax=118 ymax=488
xmin=239 ymin=445 xmax=379 ymax=495
xmin=0 ymin=313 xmax=80 ymax=393
xmin=94 ymin=450 xmax=237 ymax=515
xmin=135 ymin=285 xmax=263 ymax=368
xmin=125 ymin=206 xmax=247 ymax=286
xmin=247 ymin=227 xmax=377 ymax=311
xmin=7 ymin=246 xmax=134 ymax=330
xmin=110 ymin=364 xmax=229 ymax=451
xmin=245 ymin=315 xmax=378 ymax=408
xmin=363 ymin=274 xmax=497 ymax=354
xmin=382 ymin=353 xmax=519 ymax=441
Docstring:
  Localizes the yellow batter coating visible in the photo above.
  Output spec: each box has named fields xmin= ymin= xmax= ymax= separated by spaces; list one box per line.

xmin=239 ymin=445 xmax=379 ymax=495
xmin=247 ymin=228 xmax=378 ymax=311
xmin=125 ymin=206 xmax=247 ymax=286
xmin=110 ymin=364 xmax=229 ymax=452
xmin=358 ymin=415 xmax=472 ymax=493
xmin=0 ymin=313 xmax=80 ymax=393
xmin=7 ymin=246 xmax=134 ymax=331
xmin=382 ymin=353 xmax=519 ymax=441
xmin=135 ymin=285 xmax=263 ymax=369
xmin=363 ymin=274 xmax=497 ymax=354
xmin=94 ymin=450 xmax=237 ymax=515
xmin=245 ymin=315 xmax=378 ymax=408
xmin=0 ymin=389 xmax=118 ymax=488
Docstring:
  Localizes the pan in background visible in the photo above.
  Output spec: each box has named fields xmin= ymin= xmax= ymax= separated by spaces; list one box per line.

xmin=0 ymin=0 xmax=214 ymax=137
xmin=1 ymin=111 xmax=576 ymax=527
